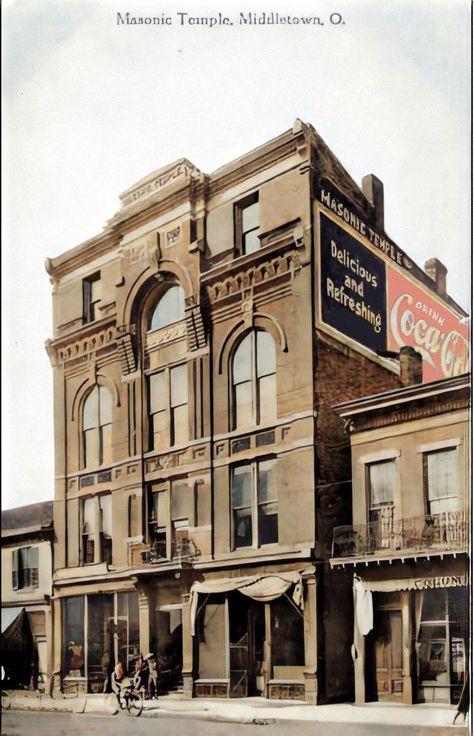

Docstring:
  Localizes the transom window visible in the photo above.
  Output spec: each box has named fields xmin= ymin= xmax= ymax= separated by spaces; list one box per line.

xmin=83 ymin=386 xmax=112 ymax=468
xmin=232 ymin=330 xmax=276 ymax=430
xmin=424 ymin=449 xmax=458 ymax=515
xmin=148 ymin=364 xmax=188 ymax=450
xmin=231 ymin=459 xmax=278 ymax=548
xmin=149 ymin=286 xmax=185 ymax=331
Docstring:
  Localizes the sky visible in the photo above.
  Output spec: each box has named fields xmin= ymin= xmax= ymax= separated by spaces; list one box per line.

xmin=2 ymin=0 xmax=471 ymax=509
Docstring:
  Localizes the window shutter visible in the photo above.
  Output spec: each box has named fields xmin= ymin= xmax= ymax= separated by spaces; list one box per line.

xmin=29 ymin=547 xmax=39 ymax=588
xmin=12 ymin=549 xmax=19 ymax=590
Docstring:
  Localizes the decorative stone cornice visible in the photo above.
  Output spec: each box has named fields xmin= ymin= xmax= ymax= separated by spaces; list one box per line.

xmin=349 ymin=397 xmax=469 ymax=433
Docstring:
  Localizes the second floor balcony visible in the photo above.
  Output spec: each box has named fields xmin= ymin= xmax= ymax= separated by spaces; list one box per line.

xmin=331 ymin=510 xmax=468 ymax=563
xmin=129 ymin=537 xmax=201 ymax=568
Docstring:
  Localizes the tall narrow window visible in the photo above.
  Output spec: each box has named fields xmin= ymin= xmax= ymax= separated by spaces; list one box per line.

xmin=235 ymin=194 xmax=260 ymax=255
xmin=83 ymin=272 xmax=101 ymax=323
xmin=150 ymin=286 xmax=185 ymax=331
xmin=232 ymin=331 xmax=276 ymax=429
xmin=148 ymin=487 xmax=168 ymax=557
xmin=82 ymin=497 xmax=99 ymax=564
xmin=425 ymin=449 xmax=458 ymax=515
xmin=99 ymin=495 xmax=113 ymax=565
xmin=367 ymin=460 xmax=396 ymax=549
xmin=171 ymin=481 xmax=190 ymax=548
xmin=83 ymin=386 xmax=112 ymax=468
xmin=12 ymin=547 xmax=39 ymax=590
xmin=148 ymin=365 xmax=188 ymax=450
xmin=231 ymin=459 xmax=278 ymax=548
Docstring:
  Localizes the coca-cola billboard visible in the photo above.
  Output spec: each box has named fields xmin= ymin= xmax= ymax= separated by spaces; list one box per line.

xmin=387 ymin=268 xmax=469 ymax=382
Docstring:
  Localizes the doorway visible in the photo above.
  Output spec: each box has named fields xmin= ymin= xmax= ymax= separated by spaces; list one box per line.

xmin=373 ymin=608 xmax=403 ymax=701
xmin=229 ymin=596 xmax=265 ymax=697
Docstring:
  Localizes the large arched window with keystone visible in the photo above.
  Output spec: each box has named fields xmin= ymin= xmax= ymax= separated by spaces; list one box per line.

xmin=149 ymin=286 xmax=185 ymax=331
xmin=82 ymin=385 xmax=112 ymax=468
xmin=232 ymin=330 xmax=276 ymax=429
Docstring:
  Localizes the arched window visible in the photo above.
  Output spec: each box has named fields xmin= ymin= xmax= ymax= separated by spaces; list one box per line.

xmin=82 ymin=385 xmax=112 ymax=468
xmin=232 ymin=330 xmax=276 ymax=429
xmin=149 ymin=286 xmax=185 ymax=331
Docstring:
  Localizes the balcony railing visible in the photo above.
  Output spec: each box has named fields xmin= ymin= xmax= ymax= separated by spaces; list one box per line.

xmin=129 ymin=538 xmax=200 ymax=567
xmin=331 ymin=511 xmax=468 ymax=560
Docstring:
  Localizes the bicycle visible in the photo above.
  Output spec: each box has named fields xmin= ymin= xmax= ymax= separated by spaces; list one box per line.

xmin=115 ymin=679 xmax=144 ymax=717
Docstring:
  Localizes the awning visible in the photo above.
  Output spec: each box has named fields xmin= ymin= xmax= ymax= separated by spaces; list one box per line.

xmin=190 ymin=568 xmax=313 ymax=636
xmin=1 ymin=607 xmax=24 ymax=633
xmin=358 ymin=573 xmax=467 ymax=593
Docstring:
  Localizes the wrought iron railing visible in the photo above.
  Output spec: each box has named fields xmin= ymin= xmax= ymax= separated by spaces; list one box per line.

xmin=129 ymin=538 xmax=200 ymax=567
xmin=331 ymin=511 xmax=467 ymax=559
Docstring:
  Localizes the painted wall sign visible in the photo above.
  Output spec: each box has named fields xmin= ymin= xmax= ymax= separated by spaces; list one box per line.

xmin=387 ymin=267 xmax=469 ymax=381
xmin=318 ymin=179 xmax=412 ymax=270
xmin=320 ymin=213 xmax=387 ymax=353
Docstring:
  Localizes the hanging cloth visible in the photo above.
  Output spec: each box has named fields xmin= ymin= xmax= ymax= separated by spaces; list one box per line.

xmin=353 ymin=574 xmax=373 ymax=636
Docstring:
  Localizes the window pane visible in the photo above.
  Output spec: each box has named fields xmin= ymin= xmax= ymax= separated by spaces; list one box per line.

xmin=172 ymin=404 xmax=188 ymax=444
xmin=235 ymin=381 xmax=253 ymax=427
xmin=256 ymin=332 xmax=276 ymax=377
xmin=258 ymin=459 xmax=277 ymax=502
xmin=258 ymin=374 xmax=276 ymax=425
xmin=233 ymin=334 xmax=252 ymax=383
xmin=84 ymin=428 xmax=100 ymax=467
xmin=234 ymin=508 xmax=252 ymax=547
xmin=152 ymin=411 xmax=168 ymax=449
xmin=99 ymin=386 xmax=112 ymax=424
xmin=271 ymin=598 xmax=304 ymax=666
xmin=83 ymin=497 xmax=99 ymax=534
xmin=83 ymin=387 xmax=99 ymax=430
xmin=150 ymin=490 xmax=167 ymax=524
xmin=27 ymin=546 xmax=39 ymax=569
xmin=101 ymin=424 xmax=112 ymax=465
xmin=232 ymin=465 xmax=252 ymax=507
xmin=63 ymin=597 xmax=85 ymax=677
xmin=369 ymin=461 xmax=395 ymax=506
xmin=100 ymin=495 xmax=112 ymax=537
xmin=242 ymin=201 xmax=259 ymax=232
xmin=244 ymin=229 xmax=260 ymax=254
xmin=171 ymin=364 xmax=188 ymax=407
xmin=427 ymin=450 xmax=457 ymax=500
xmin=150 ymin=286 xmax=185 ymax=330
xmin=149 ymin=372 xmax=168 ymax=413
xmin=258 ymin=503 xmax=278 ymax=545
xmin=171 ymin=482 xmax=189 ymax=520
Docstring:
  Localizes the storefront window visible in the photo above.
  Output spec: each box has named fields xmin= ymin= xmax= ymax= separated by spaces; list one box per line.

xmin=117 ymin=592 xmax=140 ymax=671
xmin=87 ymin=594 xmax=114 ymax=692
xmin=63 ymin=597 xmax=85 ymax=678
xmin=417 ymin=587 xmax=467 ymax=704
xmin=271 ymin=598 xmax=304 ymax=667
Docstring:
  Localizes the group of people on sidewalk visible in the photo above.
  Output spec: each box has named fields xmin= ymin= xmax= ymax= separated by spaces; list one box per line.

xmin=110 ymin=652 xmax=159 ymax=701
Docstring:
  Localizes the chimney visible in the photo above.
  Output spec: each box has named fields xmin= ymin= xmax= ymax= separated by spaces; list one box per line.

xmin=362 ymin=174 xmax=384 ymax=230
xmin=400 ymin=346 xmax=423 ymax=386
xmin=424 ymin=258 xmax=447 ymax=297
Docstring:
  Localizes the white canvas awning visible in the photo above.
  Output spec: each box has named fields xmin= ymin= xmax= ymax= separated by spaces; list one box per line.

xmin=190 ymin=568 xmax=313 ymax=636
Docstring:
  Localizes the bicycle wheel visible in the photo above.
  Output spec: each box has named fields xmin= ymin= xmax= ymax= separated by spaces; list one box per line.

xmin=127 ymin=691 xmax=143 ymax=717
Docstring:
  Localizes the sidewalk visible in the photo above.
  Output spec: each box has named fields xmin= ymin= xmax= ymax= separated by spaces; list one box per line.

xmin=2 ymin=690 xmax=468 ymax=729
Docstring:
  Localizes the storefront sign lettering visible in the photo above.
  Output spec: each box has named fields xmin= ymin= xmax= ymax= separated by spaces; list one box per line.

xmin=413 ymin=575 xmax=467 ymax=590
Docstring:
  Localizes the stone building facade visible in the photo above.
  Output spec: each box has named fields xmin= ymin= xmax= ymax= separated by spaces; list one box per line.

xmin=330 ymin=372 xmax=470 ymax=705
xmin=45 ymin=120 xmax=468 ymax=702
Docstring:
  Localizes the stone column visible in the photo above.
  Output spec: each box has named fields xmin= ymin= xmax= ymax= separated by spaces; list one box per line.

xmin=137 ymin=586 xmax=150 ymax=655
xmin=401 ymin=590 xmax=413 ymax=704
xmin=303 ymin=573 xmax=318 ymax=704
xmin=181 ymin=593 xmax=193 ymax=699
xmin=51 ymin=597 xmax=63 ymax=698
xmin=353 ymin=586 xmax=366 ymax=705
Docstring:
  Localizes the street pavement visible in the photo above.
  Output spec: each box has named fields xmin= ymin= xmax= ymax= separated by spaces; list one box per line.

xmin=1 ymin=691 xmax=470 ymax=732
xmin=0 ymin=710 xmax=470 ymax=736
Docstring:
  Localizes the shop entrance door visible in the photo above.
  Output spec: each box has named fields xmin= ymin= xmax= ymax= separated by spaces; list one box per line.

xmin=374 ymin=609 xmax=403 ymax=700
xmin=229 ymin=599 xmax=266 ymax=698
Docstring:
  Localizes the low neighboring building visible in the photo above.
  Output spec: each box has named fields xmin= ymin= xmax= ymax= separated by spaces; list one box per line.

xmin=1 ymin=501 xmax=54 ymax=692
xmin=330 ymin=367 xmax=470 ymax=706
